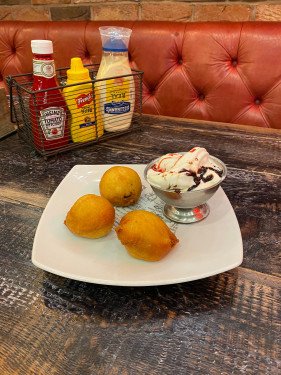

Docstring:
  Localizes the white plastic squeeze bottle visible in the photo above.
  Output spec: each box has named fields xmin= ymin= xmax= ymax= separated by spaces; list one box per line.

xmin=96 ymin=26 xmax=135 ymax=132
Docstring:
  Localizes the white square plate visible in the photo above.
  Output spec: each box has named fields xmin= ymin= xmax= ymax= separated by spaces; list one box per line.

xmin=32 ymin=164 xmax=243 ymax=286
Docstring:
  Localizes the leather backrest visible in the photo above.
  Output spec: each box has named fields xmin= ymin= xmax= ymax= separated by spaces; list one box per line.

xmin=1 ymin=20 xmax=281 ymax=128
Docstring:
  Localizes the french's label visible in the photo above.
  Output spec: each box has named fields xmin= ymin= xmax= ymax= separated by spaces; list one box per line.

xmin=39 ymin=107 xmax=66 ymax=140
xmin=80 ymin=120 xmax=96 ymax=129
xmin=75 ymin=91 xmax=93 ymax=108
xmin=105 ymin=77 xmax=131 ymax=114
xmin=75 ymin=91 xmax=96 ymax=128
xmin=33 ymin=59 xmax=55 ymax=78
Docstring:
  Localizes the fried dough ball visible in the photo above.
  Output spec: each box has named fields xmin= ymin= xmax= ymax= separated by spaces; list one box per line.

xmin=99 ymin=166 xmax=142 ymax=207
xmin=115 ymin=210 xmax=179 ymax=261
xmin=64 ymin=194 xmax=115 ymax=238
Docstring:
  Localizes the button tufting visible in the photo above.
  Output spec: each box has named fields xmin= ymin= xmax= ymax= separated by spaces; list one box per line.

xmin=198 ymin=94 xmax=205 ymax=101
xmin=232 ymin=59 xmax=238 ymax=67
xmin=254 ymin=98 xmax=261 ymax=106
xmin=178 ymin=57 xmax=183 ymax=65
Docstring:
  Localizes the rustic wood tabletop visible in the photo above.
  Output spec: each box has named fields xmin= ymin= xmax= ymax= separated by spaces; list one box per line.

xmin=0 ymin=114 xmax=280 ymax=375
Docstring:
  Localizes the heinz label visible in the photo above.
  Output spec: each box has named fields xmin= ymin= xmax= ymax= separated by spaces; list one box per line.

xmin=33 ymin=59 xmax=56 ymax=78
xmin=39 ymin=107 xmax=66 ymax=140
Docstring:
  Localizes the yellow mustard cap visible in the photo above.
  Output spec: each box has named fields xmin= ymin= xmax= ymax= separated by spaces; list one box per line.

xmin=67 ymin=57 xmax=90 ymax=81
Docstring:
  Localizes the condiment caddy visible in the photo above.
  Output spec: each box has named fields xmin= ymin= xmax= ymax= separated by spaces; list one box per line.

xmin=6 ymin=27 xmax=143 ymax=158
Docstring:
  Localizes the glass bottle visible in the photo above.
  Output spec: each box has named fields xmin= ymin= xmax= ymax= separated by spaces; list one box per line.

xmin=29 ymin=40 xmax=69 ymax=151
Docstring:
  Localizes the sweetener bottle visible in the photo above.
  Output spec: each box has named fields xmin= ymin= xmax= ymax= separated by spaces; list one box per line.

xmin=30 ymin=40 xmax=69 ymax=151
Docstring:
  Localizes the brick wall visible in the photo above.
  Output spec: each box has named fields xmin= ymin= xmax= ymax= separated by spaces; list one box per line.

xmin=0 ymin=0 xmax=280 ymax=22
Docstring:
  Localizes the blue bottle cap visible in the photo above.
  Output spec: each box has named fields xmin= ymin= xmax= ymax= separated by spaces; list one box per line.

xmin=103 ymin=38 xmax=128 ymax=52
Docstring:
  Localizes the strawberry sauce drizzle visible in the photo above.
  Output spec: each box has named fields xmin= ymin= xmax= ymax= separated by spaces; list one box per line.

xmin=152 ymin=153 xmax=182 ymax=173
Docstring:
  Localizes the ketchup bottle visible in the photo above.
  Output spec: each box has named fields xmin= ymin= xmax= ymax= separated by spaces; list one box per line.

xmin=30 ymin=40 xmax=69 ymax=150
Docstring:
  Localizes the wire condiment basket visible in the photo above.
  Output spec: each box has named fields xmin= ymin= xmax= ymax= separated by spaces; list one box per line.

xmin=6 ymin=64 xmax=143 ymax=158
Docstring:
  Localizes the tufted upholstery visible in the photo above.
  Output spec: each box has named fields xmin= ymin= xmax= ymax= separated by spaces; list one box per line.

xmin=1 ymin=20 xmax=281 ymax=129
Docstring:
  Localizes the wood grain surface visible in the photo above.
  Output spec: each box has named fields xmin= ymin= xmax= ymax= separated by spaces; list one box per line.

xmin=0 ymin=88 xmax=16 ymax=140
xmin=0 ymin=115 xmax=280 ymax=375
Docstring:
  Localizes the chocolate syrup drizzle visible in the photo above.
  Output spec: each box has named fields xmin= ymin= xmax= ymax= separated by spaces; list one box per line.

xmin=178 ymin=166 xmax=223 ymax=191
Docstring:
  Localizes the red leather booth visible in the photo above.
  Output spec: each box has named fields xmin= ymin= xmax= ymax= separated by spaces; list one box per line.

xmin=1 ymin=20 xmax=281 ymax=129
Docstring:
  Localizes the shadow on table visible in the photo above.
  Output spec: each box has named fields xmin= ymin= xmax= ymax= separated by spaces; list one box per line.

xmin=42 ymin=269 xmax=238 ymax=328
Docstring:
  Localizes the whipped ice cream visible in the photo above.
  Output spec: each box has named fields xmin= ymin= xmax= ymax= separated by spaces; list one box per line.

xmin=147 ymin=147 xmax=223 ymax=192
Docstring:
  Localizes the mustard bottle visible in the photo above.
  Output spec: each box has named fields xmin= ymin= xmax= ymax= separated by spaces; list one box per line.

xmin=64 ymin=58 xmax=103 ymax=142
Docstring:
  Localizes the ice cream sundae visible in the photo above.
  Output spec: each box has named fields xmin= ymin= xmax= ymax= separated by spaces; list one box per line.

xmin=146 ymin=147 xmax=223 ymax=192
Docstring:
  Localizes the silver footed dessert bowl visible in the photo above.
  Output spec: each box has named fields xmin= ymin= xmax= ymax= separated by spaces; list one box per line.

xmin=144 ymin=148 xmax=227 ymax=224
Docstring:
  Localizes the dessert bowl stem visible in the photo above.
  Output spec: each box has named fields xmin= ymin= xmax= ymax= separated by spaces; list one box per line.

xmin=163 ymin=203 xmax=210 ymax=224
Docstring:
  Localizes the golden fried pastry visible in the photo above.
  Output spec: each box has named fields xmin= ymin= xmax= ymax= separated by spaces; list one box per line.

xmin=115 ymin=210 xmax=179 ymax=261
xmin=99 ymin=166 xmax=142 ymax=207
xmin=65 ymin=194 xmax=115 ymax=238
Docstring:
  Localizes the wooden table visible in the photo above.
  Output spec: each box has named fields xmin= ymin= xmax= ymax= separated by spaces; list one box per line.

xmin=0 ymin=115 xmax=280 ymax=375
